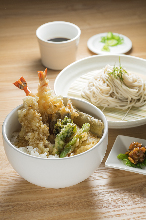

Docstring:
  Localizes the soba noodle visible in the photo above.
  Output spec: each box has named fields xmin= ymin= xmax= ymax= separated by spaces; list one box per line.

xmin=81 ymin=64 xmax=146 ymax=110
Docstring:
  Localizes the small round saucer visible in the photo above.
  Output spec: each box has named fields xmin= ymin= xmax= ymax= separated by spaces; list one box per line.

xmin=87 ymin=33 xmax=132 ymax=55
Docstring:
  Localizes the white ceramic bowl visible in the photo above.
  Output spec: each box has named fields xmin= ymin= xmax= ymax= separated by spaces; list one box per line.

xmin=36 ymin=21 xmax=81 ymax=70
xmin=2 ymin=97 xmax=108 ymax=188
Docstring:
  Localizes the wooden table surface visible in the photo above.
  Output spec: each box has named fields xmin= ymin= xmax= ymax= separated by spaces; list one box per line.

xmin=1 ymin=0 xmax=146 ymax=219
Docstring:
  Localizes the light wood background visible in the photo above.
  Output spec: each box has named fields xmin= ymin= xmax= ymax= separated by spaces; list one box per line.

xmin=1 ymin=0 xmax=146 ymax=219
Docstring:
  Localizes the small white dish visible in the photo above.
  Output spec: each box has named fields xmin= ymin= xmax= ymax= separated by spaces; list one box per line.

xmin=105 ymin=135 xmax=146 ymax=175
xmin=87 ymin=33 xmax=132 ymax=55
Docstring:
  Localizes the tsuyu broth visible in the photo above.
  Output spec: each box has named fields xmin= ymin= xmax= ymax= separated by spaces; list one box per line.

xmin=47 ymin=37 xmax=70 ymax=42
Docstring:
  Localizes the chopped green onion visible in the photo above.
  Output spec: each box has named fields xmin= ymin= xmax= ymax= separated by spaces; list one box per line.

xmin=102 ymin=44 xmax=110 ymax=52
xmin=106 ymin=39 xmax=118 ymax=46
xmin=100 ymin=32 xmax=124 ymax=52
xmin=107 ymin=32 xmax=113 ymax=39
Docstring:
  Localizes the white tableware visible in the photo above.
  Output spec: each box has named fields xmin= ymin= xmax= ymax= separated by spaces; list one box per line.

xmin=87 ymin=33 xmax=132 ymax=55
xmin=54 ymin=54 xmax=146 ymax=129
xmin=2 ymin=97 xmax=108 ymax=188
xmin=105 ymin=135 xmax=146 ymax=175
xmin=36 ymin=21 xmax=81 ymax=70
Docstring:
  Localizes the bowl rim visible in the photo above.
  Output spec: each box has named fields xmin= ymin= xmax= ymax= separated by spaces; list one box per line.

xmin=36 ymin=21 xmax=81 ymax=44
xmin=2 ymin=97 xmax=108 ymax=160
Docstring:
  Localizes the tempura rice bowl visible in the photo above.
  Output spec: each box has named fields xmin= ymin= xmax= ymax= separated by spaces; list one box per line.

xmin=2 ymin=97 xmax=108 ymax=188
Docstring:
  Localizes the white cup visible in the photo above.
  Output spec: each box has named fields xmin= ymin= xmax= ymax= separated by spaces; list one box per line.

xmin=36 ymin=21 xmax=81 ymax=70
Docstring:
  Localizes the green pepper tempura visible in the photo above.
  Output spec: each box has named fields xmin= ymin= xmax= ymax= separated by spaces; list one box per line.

xmin=52 ymin=116 xmax=91 ymax=157
xmin=60 ymin=123 xmax=90 ymax=158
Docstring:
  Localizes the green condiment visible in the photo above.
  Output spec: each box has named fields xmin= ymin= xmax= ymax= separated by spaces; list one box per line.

xmin=101 ymin=32 xmax=124 ymax=52
xmin=117 ymin=153 xmax=146 ymax=169
xmin=107 ymin=57 xmax=128 ymax=83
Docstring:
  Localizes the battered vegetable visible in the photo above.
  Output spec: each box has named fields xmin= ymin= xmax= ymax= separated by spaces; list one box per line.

xmin=60 ymin=123 xmax=90 ymax=158
xmin=73 ymin=109 xmax=104 ymax=138
xmin=13 ymin=69 xmax=104 ymax=158
xmin=53 ymin=122 xmax=77 ymax=155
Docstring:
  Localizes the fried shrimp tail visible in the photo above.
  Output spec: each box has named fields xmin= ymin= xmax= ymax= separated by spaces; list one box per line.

xmin=38 ymin=68 xmax=49 ymax=87
xmin=13 ymin=77 xmax=32 ymax=96
xmin=37 ymin=68 xmax=52 ymax=97
xmin=37 ymin=68 xmax=64 ymax=120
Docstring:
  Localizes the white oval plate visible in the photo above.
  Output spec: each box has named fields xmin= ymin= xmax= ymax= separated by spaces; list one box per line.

xmin=54 ymin=54 xmax=146 ymax=129
xmin=105 ymin=135 xmax=146 ymax=175
xmin=87 ymin=33 xmax=132 ymax=55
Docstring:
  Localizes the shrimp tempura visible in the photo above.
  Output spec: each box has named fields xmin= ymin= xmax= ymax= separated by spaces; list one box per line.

xmin=16 ymin=96 xmax=51 ymax=155
xmin=37 ymin=68 xmax=63 ymax=120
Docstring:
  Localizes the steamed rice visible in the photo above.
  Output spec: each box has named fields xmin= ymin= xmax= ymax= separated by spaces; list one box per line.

xmin=11 ymin=130 xmax=100 ymax=158
xmin=11 ymin=132 xmax=59 ymax=158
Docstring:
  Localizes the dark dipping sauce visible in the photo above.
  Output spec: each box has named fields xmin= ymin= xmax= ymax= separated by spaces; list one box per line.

xmin=47 ymin=37 xmax=70 ymax=42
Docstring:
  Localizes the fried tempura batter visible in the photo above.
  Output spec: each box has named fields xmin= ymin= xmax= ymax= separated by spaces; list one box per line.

xmin=13 ymin=68 xmax=104 ymax=158
xmin=16 ymin=96 xmax=51 ymax=155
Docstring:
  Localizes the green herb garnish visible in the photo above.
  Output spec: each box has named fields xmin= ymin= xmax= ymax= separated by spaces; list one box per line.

xmin=101 ymin=32 xmax=124 ymax=52
xmin=108 ymin=65 xmax=127 ymax=82
xmin=107 ymin=57 xmax=128 ymax=82
xmin=117 ymin=153 xmax=146 ymax=169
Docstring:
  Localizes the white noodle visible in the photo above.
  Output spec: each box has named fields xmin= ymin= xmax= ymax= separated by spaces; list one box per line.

xmin=81 ymin=64 xmax=146 ymax=110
